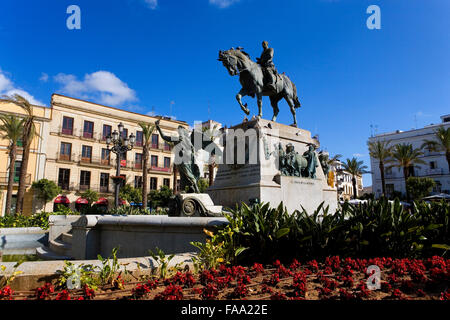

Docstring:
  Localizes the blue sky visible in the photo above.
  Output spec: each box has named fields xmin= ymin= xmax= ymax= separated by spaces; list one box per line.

xmin=0 ymin=0 xmax=449 ymax=186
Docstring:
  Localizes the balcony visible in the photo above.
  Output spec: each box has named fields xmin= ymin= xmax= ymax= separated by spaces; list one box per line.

xmin=425 ymin=168 xmax=444 ymax=176
xmin=150 ymin=166 xmax=172 ymax=173
xmin=78 ymin=156 xmax=113 ymax=168
xmin=81 ymin=131 xmax=95 ymax=140
xmin=0 ymin=173 xmax=31 ymax=186
xmin=57 ymin=153 xmax=76 ymax=163
xmin=61 ymin=127 xmax=74 ymax=136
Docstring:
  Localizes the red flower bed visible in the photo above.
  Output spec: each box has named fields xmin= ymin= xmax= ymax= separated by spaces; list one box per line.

xmin=2 ymin=256 xmax=449 ymax=300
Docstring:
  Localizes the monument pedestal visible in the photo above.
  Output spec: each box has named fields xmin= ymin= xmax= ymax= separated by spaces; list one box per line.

xmin=207 ymin=118 xmax=337 ymax=214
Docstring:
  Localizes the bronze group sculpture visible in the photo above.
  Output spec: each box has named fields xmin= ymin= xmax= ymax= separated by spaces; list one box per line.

xmin=277 ymin=143 xmax=319 ymax=178
xmin=218 ymin=41 xmax=302 ymax=127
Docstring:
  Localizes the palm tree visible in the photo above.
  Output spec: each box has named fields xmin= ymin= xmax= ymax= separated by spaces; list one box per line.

xmin=367 ymin=139 xmax=393 ymax=198
xmin=0 ymin=115 xmax=24 ymax=215
xmin=421 ymin=126 xmax=450 ymax=172
xmin=389 ymin=143 xmax=426 ymax=201
xmin=341 ymin=157 xmax=369 ymax=199
xmin=138 ymin=122 xmax=155 ymax=210
xmin=3 ymin=94 xmax=39 ymax=214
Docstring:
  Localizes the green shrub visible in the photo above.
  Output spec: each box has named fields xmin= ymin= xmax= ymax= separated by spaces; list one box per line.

xmin=406 ymin=177 xmax=436 ymax=201
xmin=31 ymin=179 xmax=61 ymax=207
xmin=80 ymin=189 xmax=99 ymax=205
xmin=203 ymin=199 xmax=449 ymax=263
xmin=0 ymin=212 xmax=51 ymax=230
xmin=148 ymin=186 xmax=173 ymax=209
xmin=119 ymin=184 xmax=142 ymax=204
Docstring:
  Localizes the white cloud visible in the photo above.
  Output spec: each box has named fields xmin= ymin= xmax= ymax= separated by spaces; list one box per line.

xmin=0 ymin=68 xmax=45 ymax=105
xmin=353 ymin=153 xmax=366 ymax=158
xmin=143 ymin=0 xmax=158 ymax=9
xmin=209 ymin=0 xmax=240 ymax=8
xmin=39 ymin=72 xmax=49 ymax=82
xmin=54 ymin=71 xmax=137 ymax=107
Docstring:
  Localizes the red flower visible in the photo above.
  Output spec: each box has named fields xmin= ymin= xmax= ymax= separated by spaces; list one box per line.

xmin=132 ymin=283 xmax=150 ymax=299
xmin=201 ymin=283 xmax=219 ymax=300
xmin=252 ymin=263 xmax=264 ymax=274
xmin=263 ymin=273 xmax=280 ymax=287
xmin=154 ymin=284 xmax=183 ymax=300
xmin=55 ymin=290 xmax=71 ymax=300
xmin=0 ymin=286 xmax=14 ymax=300
xmin=270 ymin=291 xmax=287 ymax=300
xmin=35 ymin=283 xmax=54 ymax=300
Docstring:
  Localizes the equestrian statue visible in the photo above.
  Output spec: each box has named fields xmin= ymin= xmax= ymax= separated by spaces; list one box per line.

xmin=218 ymin=41 xmax=302 ymax=127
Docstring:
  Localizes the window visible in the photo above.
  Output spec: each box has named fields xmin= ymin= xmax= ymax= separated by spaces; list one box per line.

xmin=58 ymin=168 xmax=70 ymax=190
xmin=151 ymin=155 xmax=158 ymax=167
xmin=60 ymin=142 xmax=72 ymax=161
xmin=163 ymin=178 xmax=170 ymax=187
xmin=101 ymin=148 xmax=110 ymax=165
xmin=385 ymin=167 xmax=392 ymax=175
xmin=135 ymin=176 xmax=143 ymax=189
xmin=386 ymin=184 xmax=394 ymax=196
xmin=164 ymin=157 xmax=171 ymax=168
xmin=80 ymin=171 xmax=91 ymax=190
xmin=13 ymin=161 xmax=21 ymax=183
xmin=164 ymin=141 xmax=171 ymax=151
xmin=135 ymin=153 xmax=143 ymax=169
xmin=102 ymin=125 xmax=112 ymax=140
xmin=429 ymin=161 xmax=437 ymax=170
xmin=121 ymin=128 xmax=128 ymax=140
xmin=81 ymin=145 xmax=93 ymax=163
xmin=433 ymin=181 xmax=442 ymax=193
xmin=136 ymin=131 xmax=143 ymax=147
xmin=83 ymin=121 xmax=94 ymax=139
xmin=151 ymin=134 xmax=159 ymax=149
xmin=150 ymin=177 xmax=158 ymax=190
xmin=100 ymin=173 xmax=109 ymax=193
xmin=62 ymin=116 xmax=74 ymax=135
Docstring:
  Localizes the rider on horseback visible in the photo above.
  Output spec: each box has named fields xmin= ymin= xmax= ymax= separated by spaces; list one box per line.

xmin=256 ymin=41 xmax=278 ymax=92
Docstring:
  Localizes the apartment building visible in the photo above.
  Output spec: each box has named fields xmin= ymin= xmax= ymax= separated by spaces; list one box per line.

xmin=368 ymin=114 xmax=450 ymax=198
xmin=333 ymin=160 xmax=363 ymax=201
xmin=43 ymin=94 xmax=186 ymax=211
xmin=0 ymin=100 xmax=51 ymax=216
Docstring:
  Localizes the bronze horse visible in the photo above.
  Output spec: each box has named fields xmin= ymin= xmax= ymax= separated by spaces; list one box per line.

xmin=218 ymin=48 xmax=301 ymax=127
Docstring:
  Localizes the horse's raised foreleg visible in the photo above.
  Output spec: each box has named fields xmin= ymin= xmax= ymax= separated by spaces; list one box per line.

xmin=236 ymin=89 xmax=250 ymax=115
xmin=285 ymin=96 xmax=298 ymax=127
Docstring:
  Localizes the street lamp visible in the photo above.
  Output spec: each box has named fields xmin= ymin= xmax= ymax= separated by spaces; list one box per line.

xmin=106 ymin=123 xmax=135 ymax=208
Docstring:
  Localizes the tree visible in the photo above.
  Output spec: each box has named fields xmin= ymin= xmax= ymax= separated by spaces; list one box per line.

xmin=406 ymin=177 xmax=436 ymax=201
xmin=421 ymin=126 xmax=450 ymax=172
xmin=80 ymin=189 xmax=99 ymax=205
xmin=0 ymin=114 xmax=24 ymax=215
xmin=367 ymin=139 xmax=393 ymax=198
xmin=148 ymin=185 xmax=173 ymax=209
xmin=138 ymin=122 xmax=155 ymax=209
xmin=389 ymin=143 xmax=426 ymax=201
xmin=119 ymin=184 xmax=142 ymax=204
xmin=341 ymin=157 xmax=369 ymax=199
xmin=31 ymin=179 xmax=61 ymax=209
xmin=3 ymin=94 xmax=39 ymax=214
xmin=198 ymin=178 xmax=209 ymax=193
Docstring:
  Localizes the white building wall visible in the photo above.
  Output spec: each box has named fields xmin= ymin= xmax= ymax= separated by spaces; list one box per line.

xmin=368 ymin=115 xmax=450 ymax=198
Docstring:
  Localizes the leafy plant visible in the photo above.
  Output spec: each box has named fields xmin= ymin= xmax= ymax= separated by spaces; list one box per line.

xmin=148 ymin=247 xmax=181 ymax=279
xmin=0 ymin=262 xmax=23 ymax=288
xmin=96 ymin=247 xmax=128 ymax=287
xmin=406 ymin=177 xmax=436 ymax=201
xmin=80 ymin=189 xmax=99 ymax=205
xmin=119 ymin=184 xmax=142 ymax=204
xmin=56 ymin=261 xmax=97 ymax=290
xmin=148 ymin=185 xmax=173 ymax=209
xmin=31 ymin=179 xmax=61 ymax=209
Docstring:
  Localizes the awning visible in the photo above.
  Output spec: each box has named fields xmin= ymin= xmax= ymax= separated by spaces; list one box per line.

xmin=54 ymin=195 xmax=70 ymax=204
xmin=76 ymin=197 xmax=89 ymax=205
xmin=95 ymin=197 xmax=109 ymax=205
xmin=120 ymin=199 xmax=127 ymax=205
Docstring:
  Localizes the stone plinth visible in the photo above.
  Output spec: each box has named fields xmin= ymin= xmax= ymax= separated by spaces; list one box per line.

xmin=207 ymin=118 xmax=337 ymax=214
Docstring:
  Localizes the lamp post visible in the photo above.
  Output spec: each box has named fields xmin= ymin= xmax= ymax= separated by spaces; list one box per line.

xmin=106 ymin=122 xmax=135 ymax=208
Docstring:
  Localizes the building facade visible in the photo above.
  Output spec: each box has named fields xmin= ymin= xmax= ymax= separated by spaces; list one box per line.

xmin=0 ymin=94 xmax=187 ymax=215
xmin=368 ymin=115 xmax=450 ymax=198
xmin=333 ymin=160 xmax=363 ymax=201
xmin=0 ymin=101 xmax=51 ymax=216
